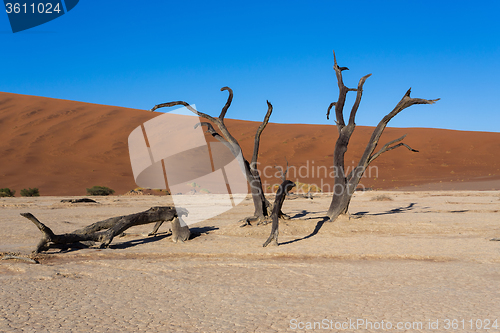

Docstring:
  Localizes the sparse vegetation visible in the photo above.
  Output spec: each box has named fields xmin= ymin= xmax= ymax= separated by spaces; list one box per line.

xmin=371 ymin=194 xmax=393 ymax=202
xmin=294 ymin=182 xmax=322 ymax=193
xmin=20 ymin=188 xmax=39 ymax=197
xmin=268 ymin=181 xmax=321 ymax=194
xmin=0 ymin=188 xmax=15 ymax=197
xmin=126 ymin=188 xmax=171 ymax=196
xmin=86 ymin=186 xmax=115 ymax=196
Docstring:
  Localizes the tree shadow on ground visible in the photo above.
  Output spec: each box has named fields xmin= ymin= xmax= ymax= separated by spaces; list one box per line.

xmin=279 ymin=216 xmax=329 ymax=246
xmin=279 ymin=203 xmax=419 ymax=246
xmin=290 ymin=210 xmax=326 ymax=219
xmin=110 ymin=234 xmax=171 ymax=249
xmin=53 ymin=226 xmax=219 ymax=253
xmin=291 ymin=210 xmax=309 ymax=218
xmin=352 ymin=203 xmax=417 ymax=217
xmin=189 ymin=226 xmax=219 ymax=240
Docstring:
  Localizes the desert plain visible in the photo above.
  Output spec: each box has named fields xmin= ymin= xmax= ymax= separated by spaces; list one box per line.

xmin=1 ymin=92 xmax=500 ymax=332
xmin=1 ymin=190 xmax=500 ymax=332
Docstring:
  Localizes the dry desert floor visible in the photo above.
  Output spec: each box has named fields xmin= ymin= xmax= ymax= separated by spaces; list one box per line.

xmin=1 ymin=191 xmax=500 ymax=332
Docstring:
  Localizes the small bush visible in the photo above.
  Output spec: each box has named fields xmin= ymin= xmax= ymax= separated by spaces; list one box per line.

xmin=87 ymin=186 xmax=115 ymax=196
xmin=20 ymin=188 xmax=40 ymax=197
xmin=283 ymin=181 xmax=322 ymax=194
xmin=0 ymin=188 xmax=15 ymax=197
xmin=370 ymin=194 xmax=393 ymax=201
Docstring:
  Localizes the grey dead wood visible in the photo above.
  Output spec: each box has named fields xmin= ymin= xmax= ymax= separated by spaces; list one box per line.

xmin=151 ymin=87 xmax=279 ymax=225
xmin=1 ymin=255 xmax=39 ymax=264
xmin=326 ymin=51 xmax=439 ymax=222
xmin=263 ymin=163 xmax=296 ymax=247
xmin=148 ymin=217 xmax=191 ymax=243
xmin=20 ymin=206 xmax=188 ymax=253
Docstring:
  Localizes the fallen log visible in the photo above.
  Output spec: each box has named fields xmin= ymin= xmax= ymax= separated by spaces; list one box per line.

xmin=20 ymin=206 xmax=188 ymax=253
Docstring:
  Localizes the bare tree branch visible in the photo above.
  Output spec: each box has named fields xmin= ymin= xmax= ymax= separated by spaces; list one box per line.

xmin=195 ymin=122 xmax=236 ymax=155
xmin=332 ymin=50 xmax=348 ymax=129
xmin=367 ymin=134 xmax=419 ymax=165
xmin=152 ymin=87 xmax=274 ymax=222
xmin=195 ymin=122 xmax=224 ymax=140
xmin=274 ymin=158 xmax=290 ymax=182
xmin=326 ymin=102 xmax=336 ymax=120
xmin=331 ymin=51 xmax=367 ymax=130
xmin=218 ymin=86 xmax=233 ymax=120
xmin=356 ymin=89 xmax=439 ymax=171
xmin=150 ymin=90 xmax=243 ymax=151
xmin=150 ymin=101 xmax=218 ymax=124
xmin=385 ymin=88 xmax=440 ymax=121
xmin=347 ymin=74 xmax=372 ymax=125
xmin=21 ymin=213 xmax=55 ymax=239
xmin=251 ymin=101 xmax=273 ymax=166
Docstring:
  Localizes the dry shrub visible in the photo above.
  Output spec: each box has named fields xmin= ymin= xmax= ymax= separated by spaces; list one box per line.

xmin=371 ymin=194 xmax=393 ymax=201
xmin=294 ymin=182 xmax=322 ymax=193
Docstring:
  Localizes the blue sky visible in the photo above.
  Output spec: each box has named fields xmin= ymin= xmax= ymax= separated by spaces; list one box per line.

xmin=1 ymin=1 xmax=499 ymax=132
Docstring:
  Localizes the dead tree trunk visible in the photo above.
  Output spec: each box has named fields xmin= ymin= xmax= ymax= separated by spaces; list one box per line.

xmin=326 ymin=51 xmax=439 ymax=222
xmin=21 ymin=206 xmax=187 ymax=253
xmin=263 ymin=164 xmax=295 ymax=247
xmin=151 ymin=87 xmax=273 ymax=223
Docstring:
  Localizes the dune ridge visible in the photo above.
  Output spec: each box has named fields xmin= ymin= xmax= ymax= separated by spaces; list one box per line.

xmin=1 ymin=91 xmax=499 ymax=196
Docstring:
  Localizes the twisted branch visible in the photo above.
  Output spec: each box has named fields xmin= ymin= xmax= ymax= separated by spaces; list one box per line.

xmin=195 ymin=122 xmax=236 ymax=155
xmin=332 ymin=51 xmax=348 ymax=129
xmin=150 ymin=101 xmax=218 ymax=124
xmin=251 ymin=101 xmax=273 ymax=166
xmin=152 ymin=87 xmax=274 ymax=221
xmin=348 ymin=74 xmax=372 ymax=125
xmin=274 ymin=158 xmax=290 ymax=182
xmin=326 ymin=102 xmax=336 ymax=120
xmin=219 ymin=86 xmax=233 ymax=120
xmin=367 ymin=134 xmax=418 ymax=165
xmin=356 ymin=88 xmax=439 ymax=171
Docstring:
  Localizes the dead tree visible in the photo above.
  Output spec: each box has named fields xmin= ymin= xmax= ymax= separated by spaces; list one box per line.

xmin=151 ymin=87 xmax=273 ymax=224
xmin=21 ymin=206 xmax=188 ymax=253
xmin=326 ymin=52 xmax=439 ymax=221
xmin=263 ymin=163 xmax=295 ymax=247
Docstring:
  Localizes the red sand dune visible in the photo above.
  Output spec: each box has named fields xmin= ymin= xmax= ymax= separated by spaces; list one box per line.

xmin=1 ymin=92 xmax=499 ymax=196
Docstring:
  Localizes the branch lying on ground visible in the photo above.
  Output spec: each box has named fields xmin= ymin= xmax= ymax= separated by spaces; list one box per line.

xmin=20 ymin=206 xmax=188 ymax=253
